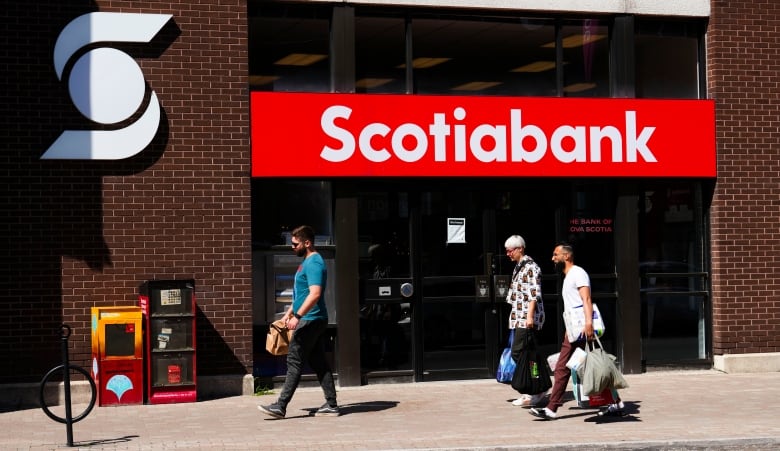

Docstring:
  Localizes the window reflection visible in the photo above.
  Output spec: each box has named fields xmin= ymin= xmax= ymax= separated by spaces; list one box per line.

xmin=561 ymin=19 xmax=609 ymax=97
xmin=251 ymin=180 xmax=333 ymax=247
xmin=358 ymin=189 xmax=412 ymax=372
xmin=641 ymin=183 xmax=699 ymax=270
xmin=636 ymin=20 xmax=702 ymax=99
xmin=412 ymin=17 xmax=556 ymax=96
xmin=360 ymin=301 xmax=412 ymax=371
xmin=640 ymin=182 xmax=707 ymax=363
xmin=356 ymin=16 xmax=407 ymax=94
xmin=563 ymin=182 xmax=616 ymax=275
xmin=248 ymin=5 xmax=330 ymax=92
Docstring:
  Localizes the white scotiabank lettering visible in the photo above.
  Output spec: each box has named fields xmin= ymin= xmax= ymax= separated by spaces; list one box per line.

xmin=319 ymin=105 xmax=657 ymax=164
xmin=320 ymin=105 xmax=355 ymax=162
xmin=626 ymin=111 xmax=657 ymax=163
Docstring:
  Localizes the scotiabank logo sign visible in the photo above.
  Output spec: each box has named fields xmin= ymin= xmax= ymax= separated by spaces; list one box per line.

xmin=42 ymin=12 xmax=171 ymax=160
xmin=250 ymin=92 xmax=715 ymax=178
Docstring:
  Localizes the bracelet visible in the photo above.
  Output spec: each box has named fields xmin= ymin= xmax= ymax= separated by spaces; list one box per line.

xmin=293 ymin=312 xmax=302 ymax=320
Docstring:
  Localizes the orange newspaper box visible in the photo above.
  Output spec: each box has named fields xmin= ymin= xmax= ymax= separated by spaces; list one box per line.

xmin=90 ymin=306 xmax=144 ymax=406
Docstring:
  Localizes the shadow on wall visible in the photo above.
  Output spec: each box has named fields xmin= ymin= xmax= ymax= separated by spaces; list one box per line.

xmin=197 ymin=306 xmax=250 ymax=399
xmin=0 ymin=1 xmax=179 ymax=385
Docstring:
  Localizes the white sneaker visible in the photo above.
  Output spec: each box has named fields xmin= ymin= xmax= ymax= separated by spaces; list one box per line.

xmin=529 ymin=407 xmax=557 ymax=420
xmin=511 ymin=394 xmax=531 ymax=406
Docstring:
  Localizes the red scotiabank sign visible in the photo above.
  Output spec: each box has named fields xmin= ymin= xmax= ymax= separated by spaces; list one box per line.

xmin=250 ymin=92 xmax=715 ymax=178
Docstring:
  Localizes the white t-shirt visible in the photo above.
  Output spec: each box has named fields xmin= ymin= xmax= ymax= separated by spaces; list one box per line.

xmin=561 ymin=265 xmax=590 ymax=311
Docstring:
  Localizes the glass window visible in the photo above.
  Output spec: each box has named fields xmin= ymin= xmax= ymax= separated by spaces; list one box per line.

xmin=356 ymin=16 xmax=407 ymax=94
xmin=412 ymin=17 xmax=556 ymax=96
xmin=248 ymin=5 xmax=330 ymax=92
xmin=104 ymin=324 xmax=135 ymax=357
xmin=562 ymin=182 xmax=617 ymax=275
xmin=641 ymin=183 xmax=702 ymax=271
xmin=357 ymin=188 xmax=412 ymax=372
xmin=251 ymin=180 xmax=333 ymax=247
xmin=639 ymin=181 xmax=708 ymax=362
xmin=636 ymin=20 xmax=702 ymax=99
xmin=561 ymin=19 xmax=610 ymax=97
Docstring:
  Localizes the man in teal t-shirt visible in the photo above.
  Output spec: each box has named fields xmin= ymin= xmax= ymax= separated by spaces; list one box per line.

xmin=293 ymin=250 xmax=328 ymax=322
xmin=258 ymin=225 xmax=339 ymax=419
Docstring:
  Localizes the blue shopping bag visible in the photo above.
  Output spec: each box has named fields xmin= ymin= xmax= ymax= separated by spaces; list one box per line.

xmin=496 ymin=329 xmax=516 ymax=383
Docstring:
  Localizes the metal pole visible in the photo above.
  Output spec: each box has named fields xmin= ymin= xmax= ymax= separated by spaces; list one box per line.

xmin=60 ymin=324 xmax=74 ymax=447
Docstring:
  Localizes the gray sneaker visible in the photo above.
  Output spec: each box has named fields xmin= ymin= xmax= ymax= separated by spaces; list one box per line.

xmin=315 ymin=403 xmax=340 ymax=417
xmin=258 ymin=403 xmax=286 ymax=419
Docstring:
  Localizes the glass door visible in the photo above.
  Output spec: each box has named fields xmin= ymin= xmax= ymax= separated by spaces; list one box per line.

xmin=416 ymin=189 xmax=500 ymax=380
xmin=357 ymin=185 xmax=500 ymax=380
xmin=357 ymin=183 xmax=531 ymax=381
xmin=357 ymin=190 xmax=414 ymax=374
xmin=356 ymin=181 xmax=606 ymax=380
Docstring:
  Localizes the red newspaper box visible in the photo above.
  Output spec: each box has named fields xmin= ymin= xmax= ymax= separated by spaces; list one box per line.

xmin=139 ymin=280 xmax=197 ymax=404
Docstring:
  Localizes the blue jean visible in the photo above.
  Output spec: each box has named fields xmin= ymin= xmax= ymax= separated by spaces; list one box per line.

xmin=277 ymin=318 xmax=337 ymax=408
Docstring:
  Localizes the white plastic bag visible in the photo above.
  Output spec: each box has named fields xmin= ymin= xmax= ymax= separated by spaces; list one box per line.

xmin=566 ymin=347 xmax=587 ymax=371
xmin=563 ymin=303 xmax=605 ymax=342
xmin=547 ymin=352 xmax=560 ymax=372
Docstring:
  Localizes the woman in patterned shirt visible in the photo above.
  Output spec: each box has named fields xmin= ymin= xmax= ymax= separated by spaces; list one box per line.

xmin=504 ymin=235 xmax=546 ymax=407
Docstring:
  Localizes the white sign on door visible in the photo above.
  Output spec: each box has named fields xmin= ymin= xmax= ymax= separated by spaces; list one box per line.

xmin=447 ymin=218 xmax=466 ymax=244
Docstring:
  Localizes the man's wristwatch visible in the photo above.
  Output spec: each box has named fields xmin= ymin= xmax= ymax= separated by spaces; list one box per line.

xmin=293 ymin=312 xmax=302 ymax=320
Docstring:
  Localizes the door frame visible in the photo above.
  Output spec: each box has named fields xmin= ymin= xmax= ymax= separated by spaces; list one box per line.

xmin=338 ymin=182 xmax=509 ymax=383
xmin=411 ymin=189 xmax=502 ymax=381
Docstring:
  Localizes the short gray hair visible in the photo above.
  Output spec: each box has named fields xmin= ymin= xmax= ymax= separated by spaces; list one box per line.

xmin=504 ymin=235 xmax=526 ymax=249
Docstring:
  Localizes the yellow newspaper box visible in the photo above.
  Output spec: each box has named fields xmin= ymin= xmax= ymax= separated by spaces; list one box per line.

xmin=91 ymin=306 xmax=144 ymax=406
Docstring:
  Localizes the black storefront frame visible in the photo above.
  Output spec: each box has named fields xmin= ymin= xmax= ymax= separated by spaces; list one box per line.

xmin=250 ymin=4 xmax=712 ymax=385
xmin=332 ymin=179 xmax=711 ymax=385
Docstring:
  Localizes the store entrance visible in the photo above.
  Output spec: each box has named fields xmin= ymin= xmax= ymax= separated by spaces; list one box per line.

xmin=253 ymin=179 xmax=709 ymax=383
xmin=356 ymin=181 xmax=562 ymax=381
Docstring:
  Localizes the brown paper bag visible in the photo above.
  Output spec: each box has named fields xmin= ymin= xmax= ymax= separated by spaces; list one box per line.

xmin=265 ymin=319 xmax=293 ymax=355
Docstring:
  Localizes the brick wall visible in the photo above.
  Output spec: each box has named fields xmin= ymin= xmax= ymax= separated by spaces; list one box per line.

xmin=5 ymin=0 xmax=780 ymax=388
xmin=0 ymin=1 xmax=251 ymax=383
xmin=708 ymin=0 xmax=780 ymax=355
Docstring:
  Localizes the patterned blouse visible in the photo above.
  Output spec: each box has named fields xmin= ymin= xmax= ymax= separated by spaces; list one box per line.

xmin=506 ymin=255 xmax=545 ymax=330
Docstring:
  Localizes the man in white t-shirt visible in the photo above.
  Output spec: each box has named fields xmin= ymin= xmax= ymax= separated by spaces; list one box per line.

xmin=529 ymin=243 xmax=624 ymax=420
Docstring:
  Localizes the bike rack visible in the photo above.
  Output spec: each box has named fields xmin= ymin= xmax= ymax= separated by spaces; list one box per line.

xmin=39 ymin=324 xmax=96 ymax=447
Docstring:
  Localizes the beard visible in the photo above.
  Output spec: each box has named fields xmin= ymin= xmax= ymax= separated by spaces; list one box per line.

xmin=295 ymin=247 xmax=307 ymax=257
xmin=554 ymin=261 xmax=565 ymax=273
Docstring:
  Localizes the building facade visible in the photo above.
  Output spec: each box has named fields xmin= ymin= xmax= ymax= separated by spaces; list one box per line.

xmin=1 ymin=0 xmax=778 ymax=405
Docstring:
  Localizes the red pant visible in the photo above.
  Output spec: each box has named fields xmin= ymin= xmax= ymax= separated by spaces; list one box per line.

xmin=546 ymin=333 xmax=586 ymax=412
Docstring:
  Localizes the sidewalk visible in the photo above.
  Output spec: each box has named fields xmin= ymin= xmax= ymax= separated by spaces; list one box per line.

xmin=2 ymin=370 xmax=779 ymax=450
